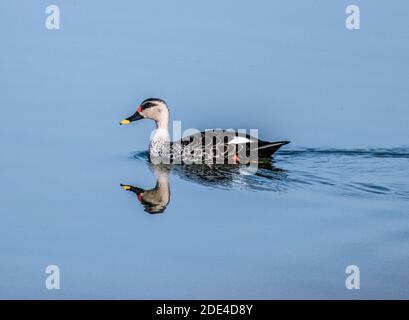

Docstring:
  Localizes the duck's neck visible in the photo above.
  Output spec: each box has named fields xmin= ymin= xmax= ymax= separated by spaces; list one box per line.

xmin=153 ymin=118 xmax=170 ymax=141
xmin=150 ymin=119 xmax=170 ymax=159
xmin=156 ymin=117 xmax=168 ymax=130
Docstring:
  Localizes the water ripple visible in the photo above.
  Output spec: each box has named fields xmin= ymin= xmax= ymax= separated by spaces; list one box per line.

xmin=279 ymin=147 xmax=409 ymax=159
xmin=131 ymin=148 xmax=409 ymax=201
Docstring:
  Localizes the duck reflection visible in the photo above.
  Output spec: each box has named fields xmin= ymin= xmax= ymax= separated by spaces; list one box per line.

xmin=121 ymin=165 xmax=170 ymax=214
xmin=171 ymin=161 xmax=287 ymax=191
xmin=121 ymin=152 xmax=288 ymax=214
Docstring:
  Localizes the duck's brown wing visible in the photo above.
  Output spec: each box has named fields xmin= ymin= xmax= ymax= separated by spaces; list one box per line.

xmin=171 ymin=130 xmax=289 ymax=162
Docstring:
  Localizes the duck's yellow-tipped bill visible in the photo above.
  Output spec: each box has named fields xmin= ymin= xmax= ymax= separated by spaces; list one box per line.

xmin=121 ymin=185 xmax=131 ymax=190
xmin=119 ymin=119 xmax=131 ymax=125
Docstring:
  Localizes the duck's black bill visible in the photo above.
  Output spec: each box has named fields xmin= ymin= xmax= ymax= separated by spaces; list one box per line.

xmin=120 ymin=184 xmax=145 ymax=194
xmin=119 ymin=111 xmax=143 ymax=125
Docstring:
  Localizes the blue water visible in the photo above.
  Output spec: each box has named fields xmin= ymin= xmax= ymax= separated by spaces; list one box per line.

xmin=1 ymin=1 xmax=409 ymax=299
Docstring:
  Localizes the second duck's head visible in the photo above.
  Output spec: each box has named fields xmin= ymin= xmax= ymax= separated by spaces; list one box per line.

xmin=120 ymin=98 xmax=169 ymax=127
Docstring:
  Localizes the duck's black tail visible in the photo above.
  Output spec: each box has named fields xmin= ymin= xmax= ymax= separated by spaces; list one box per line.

xmin=256 ymin=141 xmax=290 ymax=157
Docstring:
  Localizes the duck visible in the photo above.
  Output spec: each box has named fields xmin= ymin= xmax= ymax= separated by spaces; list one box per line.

xmin=120 ymin=98 xmax=289 ymax=164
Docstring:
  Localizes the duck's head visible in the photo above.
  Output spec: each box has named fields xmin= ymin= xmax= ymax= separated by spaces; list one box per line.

xmin=119 ymin=98 xmax=169 ymax=125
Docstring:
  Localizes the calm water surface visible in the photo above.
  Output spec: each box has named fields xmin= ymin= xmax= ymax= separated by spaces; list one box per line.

xmin=4 ymin=146 xmax=409 ymax=299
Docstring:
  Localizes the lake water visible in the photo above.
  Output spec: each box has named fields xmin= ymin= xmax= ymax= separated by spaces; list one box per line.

xmin=0 ymin=1 xmax=408 ymax=299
